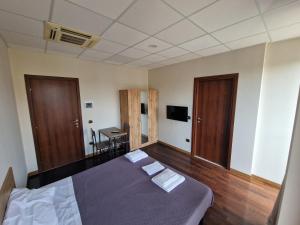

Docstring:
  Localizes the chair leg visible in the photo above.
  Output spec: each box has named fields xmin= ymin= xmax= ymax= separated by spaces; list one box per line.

xmin=113 ymin=138 xmax=117 ymax=158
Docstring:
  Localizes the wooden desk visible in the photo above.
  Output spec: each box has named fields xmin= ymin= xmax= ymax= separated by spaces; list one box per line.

xmin=99 ymin=127 xmax=127 ymax=139
xmin=99 ymin=127 xmax=128 ymax=153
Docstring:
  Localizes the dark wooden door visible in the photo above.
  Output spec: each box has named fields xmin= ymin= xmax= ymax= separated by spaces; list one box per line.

xmin=192 ymin=74 xmax=238 ymax=168
xmin=25 ymin=75 xmax=84 ymax=171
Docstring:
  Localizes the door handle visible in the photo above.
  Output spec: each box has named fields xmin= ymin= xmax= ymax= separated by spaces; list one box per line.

xmin=197 ymin=117 xmax=202 ymax=123
xmin=72 ymin=119 xmax=79 ymax=128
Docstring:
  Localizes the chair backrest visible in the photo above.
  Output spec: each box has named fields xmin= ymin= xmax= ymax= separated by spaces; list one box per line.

xmin=91 ymin=128 xmax=97 ymax=144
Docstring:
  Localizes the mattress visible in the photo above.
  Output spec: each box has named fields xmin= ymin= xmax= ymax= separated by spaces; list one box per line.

xmin=72 ymin=156 xmax=213 ymax=225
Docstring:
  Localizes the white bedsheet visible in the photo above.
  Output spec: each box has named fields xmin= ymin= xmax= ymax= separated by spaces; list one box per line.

xmin=3 ymin=187 xmax=58 ymax=225
xmin=45 ymin=177 xmax=82 ymax=225
xmin=4 ymin=177 xmax=82 ymax=225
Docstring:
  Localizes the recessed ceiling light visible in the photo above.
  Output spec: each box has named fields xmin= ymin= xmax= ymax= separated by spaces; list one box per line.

xmin=148 ymin=44 xmax=158 ymax=48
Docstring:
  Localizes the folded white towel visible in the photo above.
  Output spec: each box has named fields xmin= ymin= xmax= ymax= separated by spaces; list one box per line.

xmin=125 ymin=149 xmax=148 ymax=163
xmin=162 ymin=175 xmax=185 ymax=193
xmin=152 ymin=168 xmax=178 ymax=187
xmin=142 ymin=161 xmax=165 ymax=176
xmin=152 ymin=168 xmax=185 ymax=193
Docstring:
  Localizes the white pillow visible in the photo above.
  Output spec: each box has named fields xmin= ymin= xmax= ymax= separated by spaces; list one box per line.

xmin=3 ymin=187 xmax=59 ymax=225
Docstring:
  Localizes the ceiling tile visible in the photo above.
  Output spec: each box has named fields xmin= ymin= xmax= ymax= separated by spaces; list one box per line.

xmin=159 ymin=56 xmax=183 ymax=65
xmin=173 ymin=52 xmax=201 ymax=62
xmin=7 ymin=44 xmax=45 ymax=53
xmin=196 ymin=45 xmax=229 ymax=56
xmin=47 ymin=41 xmax=83 ymax=55
xmin=269 ymin=23 xmax=300 ymax=42
xmin=52 ymin=0 xmax=112 ymax=35
xmin=179 ymin=35 xmax=219 ymax=51
xmin=68 ymin=0 xmax=135 ymax=19
xmin=155 ymin=19 xmax=205 ymax=45
xmin=104 ymin=60 xmax=123 ymax=65
xmin=103 ymin=23 xmax=148 ymax=46
xmin=119 ymin=47 xmax=150 ymax=59
xmin=190 ymin=0 xmax=259 ymax=32
xmin=134 ymin=37 xmax=172 ymax=53
xmin=93 ymin=39 xmax=128 ymax=54
xmin=119 ymin=0 xmax=183 ymax=35
xmin=0 ymin=0 xmax=52 ymax=21
xmin=107 ymin=54 xmax=135 ymax=64
xmin=80 ymin=49 xmax=113 ymax=61
xmin=163 ymin=0 xmax=217 ymax=16
xmin=226 ymin=33 xmax=269 ymax=49
xmin=158 ymin=47 xmax=189 ymax=58
xmin=212 ymin=17 xmax=266 ymax=43
xmin=142 ymin=54 xmax=167 ymax=63
xmin=257 ymin=0 xmax=297 ymax=12
xmin=0 ymin=30 xmax=45 ymax=49
xmin=128 ymin=59 xmax=153 ymax=66
xmin=145 ymin=62 xmax=166 ymax=70
xmin=0 ymin=10 xmax=43 ymax=37
xmin=263 ymin=1 xmax=300 ymax=30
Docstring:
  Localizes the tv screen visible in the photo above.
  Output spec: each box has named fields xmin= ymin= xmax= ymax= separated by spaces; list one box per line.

xmin=166 ymin=105 xmax=188 ymax=122
xmin=141 ymin=103 xmax=147 ymax=114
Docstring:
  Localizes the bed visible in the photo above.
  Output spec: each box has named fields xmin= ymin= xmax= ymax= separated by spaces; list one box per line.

xmin=1 ymin=156 xmax=213 ymax=225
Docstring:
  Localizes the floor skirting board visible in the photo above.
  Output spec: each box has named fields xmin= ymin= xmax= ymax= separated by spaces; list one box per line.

xmin=158 ymin=140 xmax=191 ymax=156
xmin=158 ymin=140 xmax=281 ymax=190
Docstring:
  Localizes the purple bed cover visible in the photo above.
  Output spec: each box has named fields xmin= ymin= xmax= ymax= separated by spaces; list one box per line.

xmin=72 ymin=156 xmax=213 ymax=225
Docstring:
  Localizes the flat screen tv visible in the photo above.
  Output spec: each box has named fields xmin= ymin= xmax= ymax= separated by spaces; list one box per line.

xmin=141 ymin=103 xmax=147 ymax=114
xmin=166 ymin=105 xmax=188 ymax=122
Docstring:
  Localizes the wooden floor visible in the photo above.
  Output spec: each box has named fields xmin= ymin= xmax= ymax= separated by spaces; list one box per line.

xmin=143 ymin=143 xmax=279 ymax=225
xmin=27 ymin=143 xmax=279 ymax=225
xmin=27 ymin=149 xmax=127 ymax=188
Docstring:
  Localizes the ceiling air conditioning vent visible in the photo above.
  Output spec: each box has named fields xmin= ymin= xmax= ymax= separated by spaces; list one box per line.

xmin=44 ymin=22 xmax=100 ymax=48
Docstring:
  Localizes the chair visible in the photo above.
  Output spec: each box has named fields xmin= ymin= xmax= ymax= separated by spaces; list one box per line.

xmin=113 ymin=133 xmax=130 ymax=154
xmin=90 ymin=128 xmax=111 ymax=155
xmin=113 ymin=123 xmax=130 ymax=154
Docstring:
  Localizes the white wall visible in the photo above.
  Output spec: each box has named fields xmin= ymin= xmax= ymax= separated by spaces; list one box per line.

xmin=253 ymin=38 xmax=300 ymax=184
xmin=0 ymin=40 xmax=27 ymax=186
xmin=9 ymin=48 xmax=148 ymax=173
xmin=149 ymin=45 xmax=266 ymax=174
xmin=276 ymin=90 xmax=300 ymax=225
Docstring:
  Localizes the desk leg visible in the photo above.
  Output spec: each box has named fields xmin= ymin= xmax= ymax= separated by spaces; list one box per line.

xmin=108 ymin=138 xmax=116 ymax=159
xmin=113 ymin=138 xmax=117 ymax=158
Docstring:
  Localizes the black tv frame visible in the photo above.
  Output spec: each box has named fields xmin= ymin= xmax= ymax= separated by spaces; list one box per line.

xmin=166 ymin=105 xmax=188 ymax=122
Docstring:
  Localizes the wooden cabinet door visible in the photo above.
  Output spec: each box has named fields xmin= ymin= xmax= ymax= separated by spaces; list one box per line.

xmin=25 ymin=75 xmax=84 ymax=171
xmin=119 ymin=90 xmax=129 ymax=131
xmin=128 ymin=89 xmax=141 ymax=149
xmin=148 ymin=88 xmax=158 ymax=143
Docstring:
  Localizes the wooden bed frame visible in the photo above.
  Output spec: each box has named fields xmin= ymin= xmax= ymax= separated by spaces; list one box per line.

xmin=0 ymin=167 xmax=15 ymax=223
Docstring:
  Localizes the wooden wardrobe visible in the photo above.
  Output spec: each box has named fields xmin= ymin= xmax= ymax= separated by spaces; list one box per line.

xmin=119 ymin=88 xmax=158 ymax=150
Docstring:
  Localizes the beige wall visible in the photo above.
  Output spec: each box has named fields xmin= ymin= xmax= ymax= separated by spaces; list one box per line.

xmin=0 ymin=40 xmax=27 ymax=186
xmin=149 ymin=37 xmax=300 ymax=183
xmin=253 ymin=38 xmax=300 ymax=184
xmin=9 ymin=48 xmax=148 ymax=173
xmin=149 ymin=44 xmax=266 ymax=174
xmin=8 ymin=37 xmax=300 ymax=181
xmin=277 ymin=89 xmax=300 ymax=225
